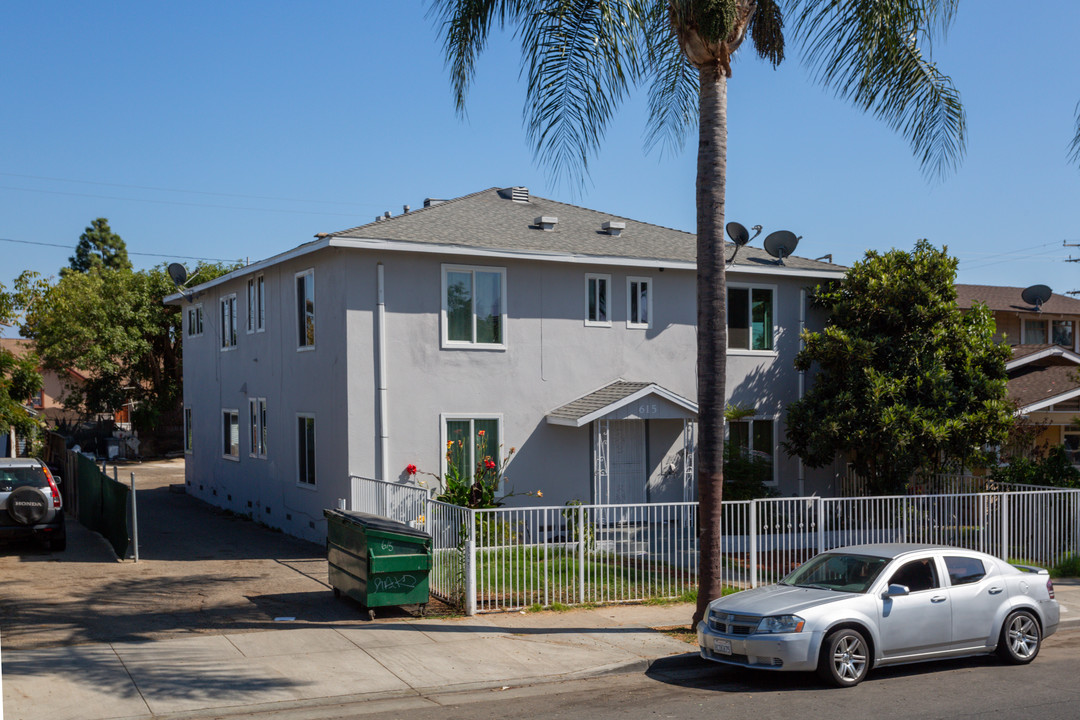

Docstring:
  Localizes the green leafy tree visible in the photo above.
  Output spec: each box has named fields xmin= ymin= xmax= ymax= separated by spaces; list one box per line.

xmin=63 ymin=218 xmax=132 ymax=276
xmin=989 ymin=445 xmax=1080 ymax=489
xmin=18 ymin=261 xmax=238 ymax=436
xmin=430 ymin=0 xmax=966 ymax=624
xmin=785 ymin=241 xmax=1013 ymax=493
xmin=0 ymin=282 xmax=44 ymax=451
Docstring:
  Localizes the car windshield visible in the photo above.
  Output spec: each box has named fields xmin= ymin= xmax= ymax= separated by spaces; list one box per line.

xmin=0 ymin=467 xmax=48 ymax=491
xmin=781 ymin=553 xmax=890 ymax=593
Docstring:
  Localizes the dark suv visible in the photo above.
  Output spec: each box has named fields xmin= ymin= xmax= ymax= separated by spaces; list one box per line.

xmin=0 ymin=457 xmax=66 ymax=551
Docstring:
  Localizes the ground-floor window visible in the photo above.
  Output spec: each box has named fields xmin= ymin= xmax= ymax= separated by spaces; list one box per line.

xmin=728 ymin=417 xmax=776 ymax=481
xmin=222 ymin=409 xmax=239 ymax=460
xmin=1064 ymin=425 xmax=1080 ymax=464
xmin=442 ymin=415 xmax=502 ymax=483
xmin=184 ymin=407 xmax=193 ymax=454
xmin=297 ymin=414 xmax=316 ymax=485
xmin=249 ymin=398 xmax=267 ymax=458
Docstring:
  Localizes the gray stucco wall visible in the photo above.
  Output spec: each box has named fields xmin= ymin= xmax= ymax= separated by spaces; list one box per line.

xmin=181 ymin=243 xmax=839 ymax=544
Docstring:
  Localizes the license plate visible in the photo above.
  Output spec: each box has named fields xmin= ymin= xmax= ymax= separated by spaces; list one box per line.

xmin=713 ymin=638 xmax=732 ymax=655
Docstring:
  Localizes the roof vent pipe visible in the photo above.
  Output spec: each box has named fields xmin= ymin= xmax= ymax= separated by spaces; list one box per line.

xmin=535 ymin=216 xmax=558 ymax=231
xmin=602 ymin=221 xmax=625 ymax=237
xmin=403 ymin=205 xmax=410 ymax=214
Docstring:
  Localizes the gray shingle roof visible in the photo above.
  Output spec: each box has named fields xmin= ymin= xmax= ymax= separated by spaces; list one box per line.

xmin=956 ymin=284 xmax=1080 ymax=315
xmin=546 ymin=380 xmax=697 ymax=426
xmin=332 ymin=187 xmax=842 ymax=272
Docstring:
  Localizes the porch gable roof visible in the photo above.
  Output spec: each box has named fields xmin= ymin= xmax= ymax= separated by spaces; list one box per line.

xmin=546 ymin=380 xmax=698 ymax=427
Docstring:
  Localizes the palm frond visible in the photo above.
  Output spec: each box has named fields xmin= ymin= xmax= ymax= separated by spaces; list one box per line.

xmin=787 ymin=0 xmax=965 ymax=180
xmin=643 ymin=2 xmax=698 ymax=156
xmin=1069 ymin=100 xmax=1080 ymax=168
xmin=748 ymin=0 xmax=784 ymax=67
xmin=427 ymin=0 xmax=529 ymax=114
xmin=519 ymin=0 xmax=649 ymax=186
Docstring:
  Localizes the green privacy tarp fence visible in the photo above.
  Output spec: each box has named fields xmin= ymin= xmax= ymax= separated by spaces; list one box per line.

xmin=76 ymin=454 xmax=130 ymax=558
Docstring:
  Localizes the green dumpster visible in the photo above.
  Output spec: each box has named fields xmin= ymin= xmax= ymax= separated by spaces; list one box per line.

xmin=324 ymin=509 xmax=431 ymax=619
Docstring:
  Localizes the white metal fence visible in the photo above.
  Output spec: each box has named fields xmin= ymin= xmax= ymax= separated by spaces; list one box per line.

xmin=348 ymin=477 xmax=1080 ymax=614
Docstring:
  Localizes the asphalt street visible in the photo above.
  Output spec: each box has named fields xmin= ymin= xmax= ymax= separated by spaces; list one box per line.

xmin=265 ymin=627 xmax=1080 ymax=720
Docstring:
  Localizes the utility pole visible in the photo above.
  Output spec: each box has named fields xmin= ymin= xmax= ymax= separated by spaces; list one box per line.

xmin=1065 ymin=240 xmax=1080 ymax=295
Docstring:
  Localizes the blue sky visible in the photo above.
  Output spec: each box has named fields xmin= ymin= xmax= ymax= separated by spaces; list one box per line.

xmin=2 ymin=1 xmax=1079 ymax=338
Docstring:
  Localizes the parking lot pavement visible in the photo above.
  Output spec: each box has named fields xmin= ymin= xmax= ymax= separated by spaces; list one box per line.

xmin=0 ymin=458 xmax=394 ymax=651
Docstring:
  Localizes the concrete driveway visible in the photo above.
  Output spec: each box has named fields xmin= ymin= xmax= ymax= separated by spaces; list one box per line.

xmin=0 ymin=458 xmax=424 ymax=651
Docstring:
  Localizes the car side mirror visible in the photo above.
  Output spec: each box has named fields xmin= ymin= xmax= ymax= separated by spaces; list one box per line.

xmin=882 ymin=583 xmax=909 ymax=598
xmin=53 ymin=475 xmax=62 ymax=486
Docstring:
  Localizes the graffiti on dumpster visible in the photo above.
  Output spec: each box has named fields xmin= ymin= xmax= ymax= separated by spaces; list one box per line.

xmin=379 ymin=540 xmax=395 ymax=553
xmin=373 ymin=574 xmax=418 ymax=592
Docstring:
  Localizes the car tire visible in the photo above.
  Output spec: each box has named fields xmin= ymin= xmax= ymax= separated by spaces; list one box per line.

xmin=45 ymin=536 xmax=66 ymax=552
xmin=818 ymin=628 xmax=870 ymax=687
xmin=997 ymin=610 xmax=1041 ymax=664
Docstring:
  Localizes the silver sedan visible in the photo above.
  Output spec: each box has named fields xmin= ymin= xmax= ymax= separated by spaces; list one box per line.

xmin=697 ymin=543 xmax=1060 ymax=687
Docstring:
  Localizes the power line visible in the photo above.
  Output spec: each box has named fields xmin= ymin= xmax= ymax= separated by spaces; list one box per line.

xmin=0 ymin=185 xmax=366 ymax=218
xmin=0 ymin=171 xmax=384 ymax=209
xmin=0 ymin=236 xmax=238 ymax=263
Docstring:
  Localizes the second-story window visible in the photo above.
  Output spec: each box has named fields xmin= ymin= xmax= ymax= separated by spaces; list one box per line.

xmin=296 ymin=269 xmax=315 ymax=349
xmin=1023 ymin=318 xmax=1074 ymax=347
xmin=186 ymin=304 xmax=204 ymax=337
xmin=728 ymin=286 xmax=774 ymax=351
xmin=247 ymin=275 xmax=265 ymax=333
xmin=627 ymin=277 xmax=651 ymax=328
xmin=585 ymin=273 xmax=610 ymax=326
xmin=443 ymin=265 xmax=506 ymax=348
xmin=220 ymin=294 xmax=237 ymax=350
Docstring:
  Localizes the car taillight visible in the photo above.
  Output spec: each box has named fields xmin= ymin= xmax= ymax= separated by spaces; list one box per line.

xmin=43 ymin=466 xmax=61 ymax=509
xmin=1047 ymin=578 xmax=1055 ymax=600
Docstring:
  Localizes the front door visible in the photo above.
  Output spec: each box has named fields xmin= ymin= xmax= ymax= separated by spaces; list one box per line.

xmin=608 ymin=420 xmax=646 ymax=505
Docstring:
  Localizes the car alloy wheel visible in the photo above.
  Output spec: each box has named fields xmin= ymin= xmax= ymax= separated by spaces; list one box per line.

xmin=998 ymin=610 xmax=1041 ymax=664
xmin=819 ymin=628 xmax=869 ymax=687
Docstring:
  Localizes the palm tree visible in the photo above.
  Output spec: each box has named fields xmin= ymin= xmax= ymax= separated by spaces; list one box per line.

xmin=429 ymin=0 xmax=965 ymax=625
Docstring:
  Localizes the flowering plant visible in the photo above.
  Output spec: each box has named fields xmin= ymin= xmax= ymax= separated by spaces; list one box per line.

xmin=412 ymin=434 xmax=540 ymax=509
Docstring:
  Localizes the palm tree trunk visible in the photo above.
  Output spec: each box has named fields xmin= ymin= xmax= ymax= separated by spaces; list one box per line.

xmin=693 ymin=61 xmax=728 ymax=627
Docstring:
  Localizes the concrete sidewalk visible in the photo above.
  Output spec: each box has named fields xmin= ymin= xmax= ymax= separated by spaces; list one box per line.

xmin=1 ymin=603 xmax=698 ymax=720
xmin=4 ymin=583 xmax=1077 ymax=720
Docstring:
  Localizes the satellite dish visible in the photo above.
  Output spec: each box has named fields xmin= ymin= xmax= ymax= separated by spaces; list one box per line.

xmin=1021 ymin=284 xmax=1052 ymax=311
xmin=726 ymin=222 xmax=750 ymax=246
xmin=763 ymin=231 xmax=800 ymax=265
xmin=726 ymin=222 xmax=763 ymax=264
xmin=167 ymin=263 xmax=188 ymax=287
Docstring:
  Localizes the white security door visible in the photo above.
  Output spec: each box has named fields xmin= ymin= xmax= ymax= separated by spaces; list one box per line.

xmin=608 ymin=420 xmax=646 ymax=505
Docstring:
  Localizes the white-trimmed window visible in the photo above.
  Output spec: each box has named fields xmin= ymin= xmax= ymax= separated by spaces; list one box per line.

xmin=297 ymin=413 xmax=316 ymax=485
xmin=728 ymin=285 xmax=775 ymax=351
xmin=186 ymin=304 xmax=204 ymax=337
xmin=1023 ymin=318 xmax=1074 ymax=348
xmin=585 ymin=273 xmax=611 ymax=326
xmin=249 ymin=398 xmax=267 ymax=458
xmin=220 ymin=294 xmax=238 ymax=350
xmin=247 ymin=275 xmax=265 ymax=333
xmin=222 ymin=409 xmax=239 ymax=460
xmin=441 ymin=415 xmax=502 ymax=486
xmin=728 ymin=417 xmax=776 ymax=483
xmin=627 ymin=276 xmax=652 ymax=329
xmin=184 ymin=407 xmax=193 ymax=454
xmin=296 ymin=269 xmax=315 ymax=349
xmin=442 ymin=265 xmax=506 ymax=348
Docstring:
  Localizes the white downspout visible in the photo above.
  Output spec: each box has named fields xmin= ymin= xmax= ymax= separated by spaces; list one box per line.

xmin=377 ymin=263 xmax=389 ymax=482
xmin=797 ymin=289 xmax=806 ymax=496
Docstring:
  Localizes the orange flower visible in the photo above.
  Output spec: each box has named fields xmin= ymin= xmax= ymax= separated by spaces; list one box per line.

xmin=477 ymin=430 xmax=485 ymax=436
xmin=536 ymin=491 xmax=543 ymax=498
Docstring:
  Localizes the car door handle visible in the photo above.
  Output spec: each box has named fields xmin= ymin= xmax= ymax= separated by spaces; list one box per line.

xmin=931 ymin=595 xmax=947 ymax=603
xmin=989 ymin=587 xmax=1003 ymax=595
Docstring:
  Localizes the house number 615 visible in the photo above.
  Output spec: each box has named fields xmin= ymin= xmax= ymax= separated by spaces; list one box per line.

xmin=638 ymin=403 xmax=658 ymax=415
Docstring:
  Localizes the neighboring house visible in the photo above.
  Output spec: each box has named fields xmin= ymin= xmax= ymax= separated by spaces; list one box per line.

xmin=0 ymin=338 xmax=87 ymax=426
xmin=955 ymin=284 xmax=1080 ymax=462
xmin=169 ymin=187 xmax=843 ymax=543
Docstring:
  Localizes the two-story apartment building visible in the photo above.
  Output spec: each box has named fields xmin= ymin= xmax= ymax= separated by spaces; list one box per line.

xmin=169 ymin=187 xmax=843 ymax=543
xmin=956 ymin=284 xmax=1080 ymax=462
